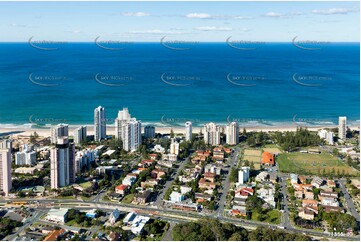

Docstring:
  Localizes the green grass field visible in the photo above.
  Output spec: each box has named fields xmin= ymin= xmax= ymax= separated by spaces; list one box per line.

xmin=78 ymin=181 xmax=92 ymax=189
xmin=277 ymin=152 xmax=359 ymax=176
xmin=121 ymin=194 xmax=135 ymax=204
xmin=252 ymin=210 xmax=281 ymax=224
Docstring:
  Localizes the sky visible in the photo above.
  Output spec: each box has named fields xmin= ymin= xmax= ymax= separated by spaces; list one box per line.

xmin=0 ymin=1 xmax=359 ymax=42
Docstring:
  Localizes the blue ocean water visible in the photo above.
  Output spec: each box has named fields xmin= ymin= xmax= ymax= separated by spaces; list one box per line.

xmin=0 ymin=42 xmax=359 ymax=128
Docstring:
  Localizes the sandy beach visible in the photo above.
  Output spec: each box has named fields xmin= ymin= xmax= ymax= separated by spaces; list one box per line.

xmin=0 ymin=124 xmax=359 ymax=139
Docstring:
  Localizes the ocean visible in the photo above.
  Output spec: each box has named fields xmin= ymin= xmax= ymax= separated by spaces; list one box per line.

xmin=0 ymin=42 xmax=359 ymax=128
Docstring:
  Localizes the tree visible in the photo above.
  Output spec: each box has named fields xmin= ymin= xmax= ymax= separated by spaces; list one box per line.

xmin=170 ymin=129 xmax=175 ymax=138
xmin=229 ymin=167 xmax=238 ymax=183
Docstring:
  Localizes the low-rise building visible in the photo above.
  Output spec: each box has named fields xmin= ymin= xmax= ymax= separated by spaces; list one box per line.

xmin=134 ymin=190 xmax=152 ymax=204
xmin=45 ymin=208 xmax=69 ymax=223
xmin=108 ymin=209 xmax=121 ymax=225
xmin=43 ymin=229 xmax=66 ymax=241
xmin=311 ymin=177 xmax=324 ymax=188
xmin=115 ymin=184 xmax=128 ymax=195
xmin=170 ymin=191 xmax=185 ymax=202
xmin=122 ymin=173 xmax=137 ymax=186
xmin=302 ymin=199 xmax=318 ymax=208
xmin=261 ymin=151 xmax=275 ymax=166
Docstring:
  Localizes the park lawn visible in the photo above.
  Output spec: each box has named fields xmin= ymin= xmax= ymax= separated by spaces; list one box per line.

xmin=251 ymin=210 xmax=281 ymax=224
xmin=121 ymin=194 xmax=135 ymax=204
xmin=243 ymin=155 xmax=261 ymax=163
xmin=79 ymin=181 xmax=92 ymax=189
xmin=277 ymin=152 xmax=359 ymax=176
xmin=244 ymin=149 xmax=262 ymax=156
xmin=262 ymin=147 xmax=283 ymax=155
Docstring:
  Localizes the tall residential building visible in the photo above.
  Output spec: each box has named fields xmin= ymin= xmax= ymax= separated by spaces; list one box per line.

xmin=15 ymin=150 xmax=36 ymax=166
xmin=0 ymin=140 xmax=12 ymax=196
xmin=94 ymin=106 xmax=106 ymax=142
xmin=50 ymin=124 xmax=69 ymax=144
xmin=115 ymin=108 xmax=142 ymax=152
xmin=185 ymin=121 xmax=192 ymax=142
xmin=338 ymin=116 xmax=347 ymax=140
xmin=318 ymin=130 xmax=334 ymax=145
xmin=0 ymin=140 xmax=12 ymax=150
xmin=204 ymin=122 xmax=220 ymax=146
xmin=50 ymin=137 xmax=75 ymax=189
xmin=115 ymin=108 xmax=131 ymax=140
xmin=123 ymin=118 xmax=142 ymax=152
xmin=74 ymin=126 xmax=87 ymax=145
xmin=226 ymin=121 xmax=239 ymax=145
xmin=170 ymin=138 xmax=179 ymax=155
xmin=238 ymin=167 xmax=250 ymax=184
xmin=144 ymin=126 xmax=155 ymax=139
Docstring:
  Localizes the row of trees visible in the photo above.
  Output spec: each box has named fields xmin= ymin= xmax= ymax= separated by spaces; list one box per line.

xmin=274 ymin=127 xmax=322 ymax=151
xmin=172 ymin=219 xmax=311 ymax=241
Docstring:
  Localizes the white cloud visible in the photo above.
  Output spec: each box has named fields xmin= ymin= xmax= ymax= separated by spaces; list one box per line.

xmin=264 ymin=12 xmax=285 ymax=18
xmin=11 ymin=23 xmax=29 ymax=28
xmin=195 ymin=26 xmax=232 ymax=31
xmin=186 ymin=13 xmax=212 ymax=19
xmin=234 ymin=16 xmax=253 ymax=20
xmin=311 ymin=8 xmax=356 ymax=15
xmin=128 ymin=29 xmax=184 ymax=35
xmin=122 ymin=12 xmax=150 ymax=17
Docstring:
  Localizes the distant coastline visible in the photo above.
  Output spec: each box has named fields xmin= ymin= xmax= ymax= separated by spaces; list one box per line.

xmin=0 ymin=123 xmax=359 ymax=138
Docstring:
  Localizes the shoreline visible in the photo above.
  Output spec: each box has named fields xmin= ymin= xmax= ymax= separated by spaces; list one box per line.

xmin=0 ymin=124 xmax=359 ymax=138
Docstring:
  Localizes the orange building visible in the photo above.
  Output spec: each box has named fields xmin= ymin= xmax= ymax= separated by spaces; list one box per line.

xmin=261 ymin=151 xmax=275 ymax=166
xmin=43 ymin=229 xmax=66 ymax=241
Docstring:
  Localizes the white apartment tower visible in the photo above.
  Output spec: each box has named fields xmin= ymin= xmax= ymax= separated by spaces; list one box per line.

xmin=122 ymin=118 xmax=142 ymax=152
xmin=50 ymin=137 xmax=75 ymax=189
xmin=74 ymin=126 xmax=87 ymax=145
xmin=338 ymin=116 xmax=347 ymax=140
xmin=115 ymin=108 xmax=142 ymax=152
xmin=50 ymin=123 xmax=69 ymax=144
xmin=185 ymin=121 xmax=192 ymax=142
xmin=318 ymin=129 xmax=334 ymax=145
xmin=204 ymin=122 xmax=220 ymax=146
xmin=0 ymin=140 xmax=12 ymax=196
xmin=115 ymin=108 xmax=131 ymax=140
xmin=238 ymin=166 xmax=250 ymax=184
xmin=94 ymin=106 xmax=106 ymax=141
xmin=226 ymin=121 xmax=239 ymax=145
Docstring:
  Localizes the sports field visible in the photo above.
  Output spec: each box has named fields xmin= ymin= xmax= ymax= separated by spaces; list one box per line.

xmin=277 ymin=152 xmax=359 ymax=176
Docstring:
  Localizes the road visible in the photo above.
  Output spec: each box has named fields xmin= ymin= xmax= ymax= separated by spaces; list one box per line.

xmin=154 ymin=157 xmax=190 ymax=207
xmin=337 ymin=179 xmax=360 ymax=222
xmin=278 ymin=175 xmax=291 ymax=229
xmin=216 ymin=147 xmax=240 ymax=218
xmin=4 ymin=209 xmax=49 ymax=241
xmin=2 ymin=194 xmax=360 ymax=241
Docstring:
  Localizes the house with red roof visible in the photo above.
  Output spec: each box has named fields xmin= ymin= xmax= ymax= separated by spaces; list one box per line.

xmin=115 ymin=185 xmax=128 ymax=195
